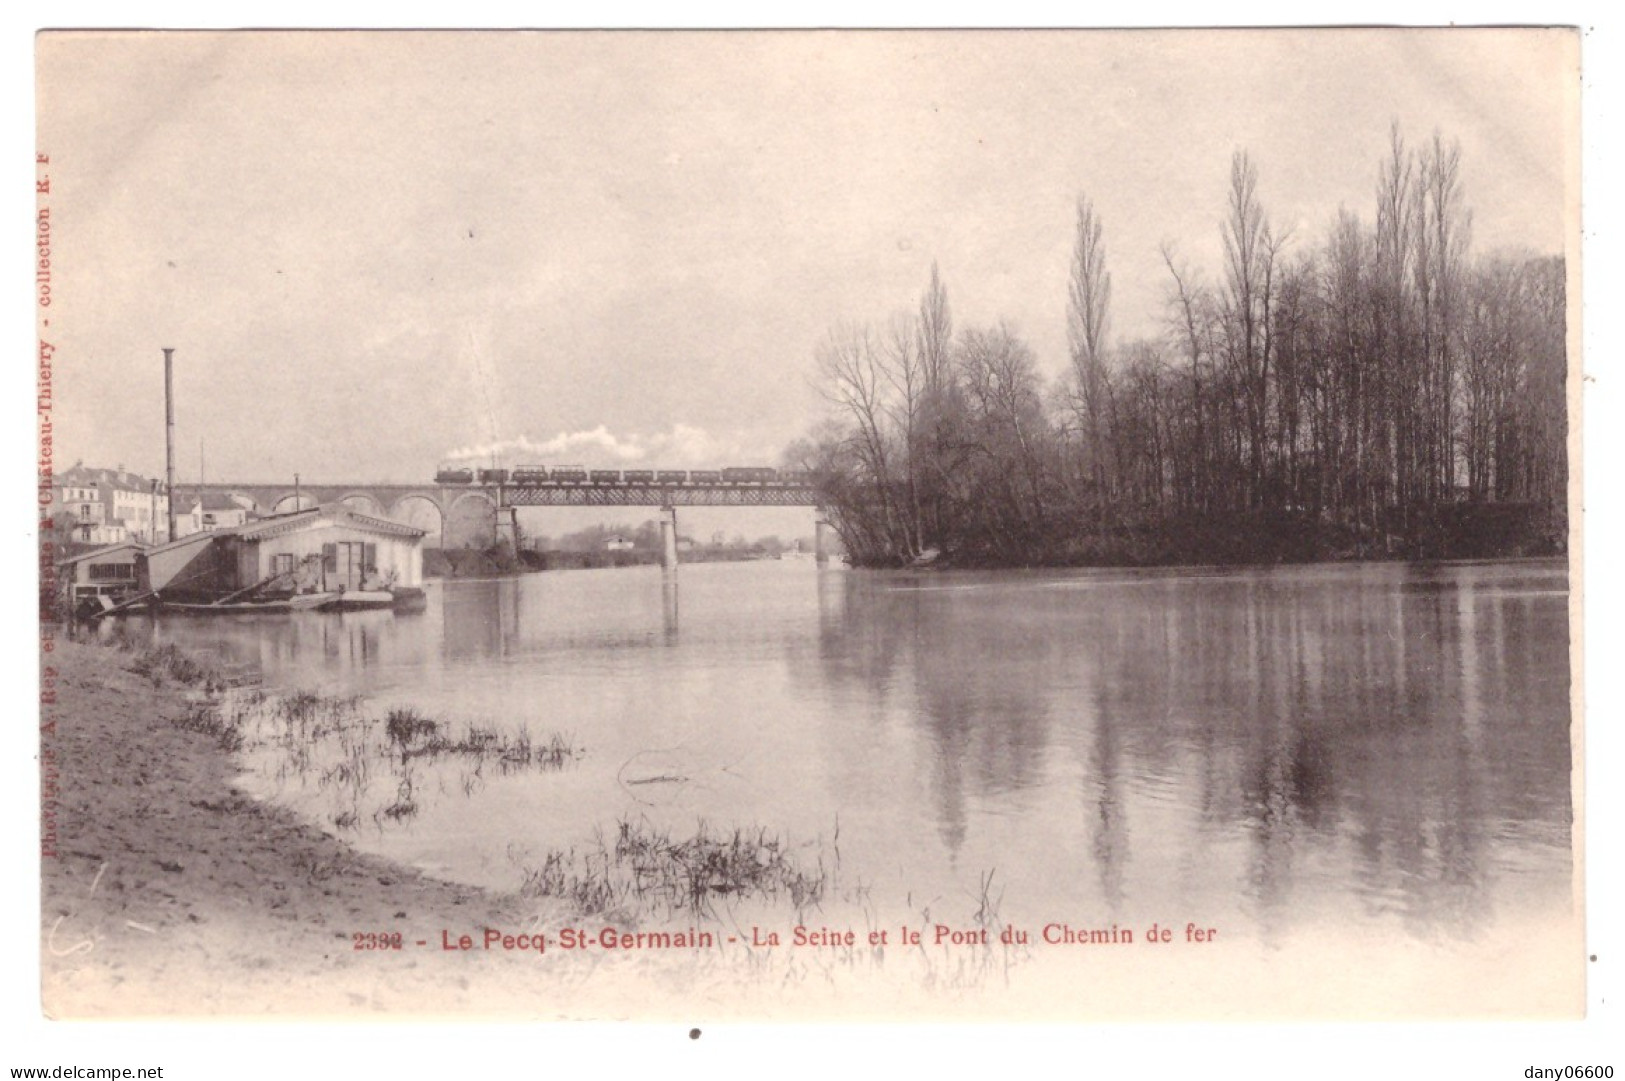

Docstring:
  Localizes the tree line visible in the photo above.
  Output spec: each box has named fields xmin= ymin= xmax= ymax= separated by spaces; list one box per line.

xmin=790 ymin=124 xmax=1567 ymax=568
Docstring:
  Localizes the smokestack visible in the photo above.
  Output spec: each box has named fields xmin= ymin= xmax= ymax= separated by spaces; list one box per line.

xmin=164 ymin=348 xmax=176 ymax=542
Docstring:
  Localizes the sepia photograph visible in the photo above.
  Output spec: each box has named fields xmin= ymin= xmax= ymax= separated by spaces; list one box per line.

xmin=20 ymin=19 xmax=1606 ymax=1069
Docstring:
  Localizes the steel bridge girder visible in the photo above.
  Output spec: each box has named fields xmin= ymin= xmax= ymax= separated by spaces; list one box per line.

xmin=497 ymin=484 xmax=819 ymax=507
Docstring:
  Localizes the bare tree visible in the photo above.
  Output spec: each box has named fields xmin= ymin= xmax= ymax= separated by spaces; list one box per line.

xmin=918 ymin=261 xmax=954 ymax=399
xmin=1067 ymin=195 xmax=1114 ymax=519
xmin=1221 ymin=149 xmax=1279 ymax=508
xmin=956 ymin=323 xmax=1056 ymax=557
xmin=1160 ymin=241 xmax=1216 ymax=512
xmin=796 ymin=121 xmax=1562 ymax=567
xmin=916 ymin=261 xmax=956 ymax=545
xmin=882 ymin=310 xmax=926 ymax=556
xmin=1418 ymin=130 xmax=1471 ymax=499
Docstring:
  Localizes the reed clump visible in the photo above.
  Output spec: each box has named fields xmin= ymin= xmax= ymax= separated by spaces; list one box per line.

xmin=172 ymin=701 xmax=244 ymax=752
xmin=387 ymin=710 xmax=580 ymax=772
xmin=111 ymin=640 xmax=581 ymax=834
xmin=520 ymin=847 xmax=626 ymax=915
xmin=276 ymin=690 xmax=365 ymax=741
xmin=131 ymin=643 xmax=220 ymax=689
xmin=384 ymin=706 xmax=440 ymax=749
xmin=381 ymin=775 xmax=419 ymax=821
xmin=519 ymin=817 xmax=829 ymax=918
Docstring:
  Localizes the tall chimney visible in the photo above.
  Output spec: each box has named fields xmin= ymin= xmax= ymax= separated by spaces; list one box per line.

xmin=164 ymin=347 xmax=176 ymax=542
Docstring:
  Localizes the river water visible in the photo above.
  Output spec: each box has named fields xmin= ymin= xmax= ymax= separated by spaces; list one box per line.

xmin=113 ymin=558 xmax=1573 ymax=952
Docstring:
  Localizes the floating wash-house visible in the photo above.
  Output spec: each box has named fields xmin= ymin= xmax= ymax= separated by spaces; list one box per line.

xmin=137 ymin=504 xmax=426 ymax=608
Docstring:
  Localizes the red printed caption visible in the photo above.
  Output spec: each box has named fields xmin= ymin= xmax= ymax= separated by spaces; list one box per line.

xmin=352 ymin=921 xmax=1222 ymax=955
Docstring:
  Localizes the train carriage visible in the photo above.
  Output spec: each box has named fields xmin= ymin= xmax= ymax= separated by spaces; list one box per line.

xmin=721 ymin=467 xmax=778 ymax=484
xmin=436 ymin=463 xmax=805 ymax=488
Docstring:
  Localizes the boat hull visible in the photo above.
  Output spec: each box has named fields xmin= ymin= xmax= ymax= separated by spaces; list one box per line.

xmin=328 ymin=590 xmax=395 ymax=610
xmin=163 ymin=591 xmax=341 ymax=614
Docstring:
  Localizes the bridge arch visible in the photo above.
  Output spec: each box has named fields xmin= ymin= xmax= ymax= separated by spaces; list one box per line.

xmin=337 ymin=492 xmax=386 ymax=517
xmin=388 ymin=494 xmax=447 ymax=546
xmin=269 ymin=492 xmax=320 ymax=514
xmin=445 ymin=490 xmax=498 ymax=549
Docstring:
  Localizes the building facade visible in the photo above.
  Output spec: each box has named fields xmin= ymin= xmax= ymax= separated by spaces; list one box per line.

xmin=228 ymin=506 xmax=425 ymax=592
xmin=54 ymin=463 xmax=173 ymax=545
xmin=57 ymin=542 xmax=145 ymax=609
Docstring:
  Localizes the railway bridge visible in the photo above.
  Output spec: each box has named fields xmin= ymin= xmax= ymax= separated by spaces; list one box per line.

xmin=184 ymin=477 xmax=834 ymax=566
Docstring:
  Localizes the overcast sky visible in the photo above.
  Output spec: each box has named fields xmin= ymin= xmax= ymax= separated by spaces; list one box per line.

xmin=39 ymin=29 xmax=1575 ymax=488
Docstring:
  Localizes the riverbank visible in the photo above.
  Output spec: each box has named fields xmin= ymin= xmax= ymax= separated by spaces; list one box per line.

xmin=40 ymin=639 xmax=542 ymax=1017
xmin=38 ymin=639 xmax=869 ymax=1019
xmin=424 ymin=545 xmax=782 ymax=578
xmin=852 ymin=503 xmax=1566 ymax=570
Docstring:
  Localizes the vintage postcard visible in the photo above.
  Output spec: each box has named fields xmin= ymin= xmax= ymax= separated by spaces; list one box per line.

xmin=32 ymin=28 xmax=1585 ymax=1029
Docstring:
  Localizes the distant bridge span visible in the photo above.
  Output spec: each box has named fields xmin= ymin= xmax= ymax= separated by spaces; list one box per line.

xmin=185 ymin=479 xmax=825 ymax=549
xmin=499 ymin=482 xmax=818 ymax=507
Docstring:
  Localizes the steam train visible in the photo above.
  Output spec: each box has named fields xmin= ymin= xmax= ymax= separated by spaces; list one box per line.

xmin=435 ymin=464 xmax=807 ymax=486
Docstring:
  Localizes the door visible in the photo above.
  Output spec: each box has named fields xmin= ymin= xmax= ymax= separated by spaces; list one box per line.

xmin=322 ymin=541 xmax=369 ymax=590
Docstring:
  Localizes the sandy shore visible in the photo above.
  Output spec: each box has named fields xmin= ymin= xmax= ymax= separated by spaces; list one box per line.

xmin=35 ymin=640 xmax=1047 ymax=1022
xmin=39 ymin=639 xmax=562 ymax=1018
xmin=37 ymin=639 xmax=894 ymax=1021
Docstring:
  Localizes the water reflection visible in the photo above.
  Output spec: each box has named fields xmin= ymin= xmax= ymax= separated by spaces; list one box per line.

xmin=662 ymin=576 xmax=679 ymax=643
xmin=441 ymin=578 xmax=513 ymax=661
xmin=96 ymin=605 xmax=428 ymax=690
xmin=797 ymin=562 xmax=1571 ymax=940
xmin=109 ymin=559 xmax=1571 ymax=943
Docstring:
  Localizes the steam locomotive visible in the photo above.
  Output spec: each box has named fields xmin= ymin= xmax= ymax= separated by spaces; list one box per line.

xmin=435 ymin=464 xmax=808 ymax=486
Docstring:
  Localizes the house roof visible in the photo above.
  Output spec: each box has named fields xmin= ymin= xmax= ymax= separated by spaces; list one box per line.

xmin=141 ymin=529 xmax=229 ymax=557
xmin=56 ymin=542 xmax=145 ymax=566
xmin=236 ymin=504 xmax=425 ymax=541
xmin=55 ymin=463 xmax=167 ymax=495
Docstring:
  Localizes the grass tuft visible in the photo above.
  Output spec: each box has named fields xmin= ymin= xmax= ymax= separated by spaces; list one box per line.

xmin=131 ymin=643 xmax=214 ymax=687
xmin=519 ymin=817 xmax=829 ymax=919
xmin=172 ymin=702 xmax=244 ymax=752
xmin=385 ymin=706 xmax=439 ymax=749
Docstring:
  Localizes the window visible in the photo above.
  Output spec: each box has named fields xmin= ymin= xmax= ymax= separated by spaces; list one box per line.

xmin=88 ymin=563 xmax=135 ymax=580
xmin=272 ymin=553 xmax=296 ymax=575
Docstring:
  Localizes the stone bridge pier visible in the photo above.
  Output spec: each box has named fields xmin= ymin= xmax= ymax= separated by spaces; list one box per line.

xmin=659 ymin=505 xmax=679 ymax=571
xmin=814 ymin=511 xmax=834 ymax=564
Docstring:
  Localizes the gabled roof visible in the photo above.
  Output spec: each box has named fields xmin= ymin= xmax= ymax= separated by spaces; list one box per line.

xmin=56 ymin=542 xmax=145 ymax=566
xmin=235 ymin=504 xmax=425 ymax=541
xmin=141 ymin=529 xmax=230 ymax=557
